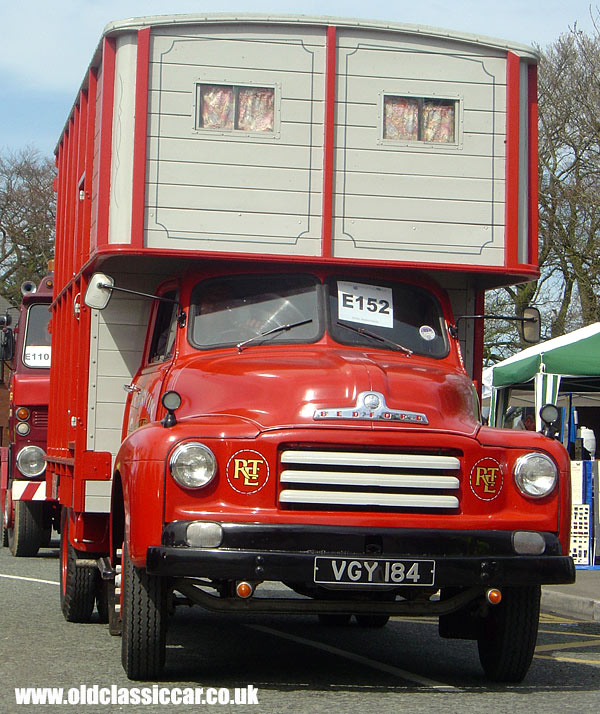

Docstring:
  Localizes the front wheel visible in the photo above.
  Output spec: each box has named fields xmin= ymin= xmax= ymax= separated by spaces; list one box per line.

xmin=121 ymin=543 xmax=167 ymax=680
xmin=8 ymin=500 xmax=44 ymax=557
xmin=477 ymin=585 xmax=540 ymax=682
xmin=59 ymin=508 xmax=97 ymax=622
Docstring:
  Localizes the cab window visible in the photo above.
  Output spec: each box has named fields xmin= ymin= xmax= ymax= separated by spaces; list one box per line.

xmin=22 ymin=304 xmax=51 ymax=368
xmin=148 ymin=291 xmax=178 ymax=362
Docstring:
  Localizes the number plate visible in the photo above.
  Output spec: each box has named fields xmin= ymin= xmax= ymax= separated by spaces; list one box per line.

xmin=314 ymin=557 xmax=435 ymax=586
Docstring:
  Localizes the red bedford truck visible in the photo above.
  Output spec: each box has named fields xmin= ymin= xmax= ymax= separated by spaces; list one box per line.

xmin=48 ymin=14 xmax=574 ymax=682
xmin=1 ymin=273 xmax=56 ymax=556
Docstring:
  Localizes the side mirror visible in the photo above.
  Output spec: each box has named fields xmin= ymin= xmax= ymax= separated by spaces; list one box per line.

xmin=84 ymin=273 xmax=114 ymax=310
xmin=0 ymin=328 xmax=15 ymax=362
xmin=521 ymin=307 xmax=541 ymax=344
xmin=540 ymin=403 xmax=560 ymax=438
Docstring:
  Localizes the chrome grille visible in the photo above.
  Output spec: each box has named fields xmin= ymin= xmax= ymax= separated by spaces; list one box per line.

xmin=32 ymin=411 xmax=48 ymax=428
xmin=279 ymin=450 xmax=460 ymax=511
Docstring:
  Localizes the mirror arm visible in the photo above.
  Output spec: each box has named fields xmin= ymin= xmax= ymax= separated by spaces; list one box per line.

xmin=450 ymin=314 xmax=538 ymax=337
xmin=97 ymin=283 xmax=186 ymax=326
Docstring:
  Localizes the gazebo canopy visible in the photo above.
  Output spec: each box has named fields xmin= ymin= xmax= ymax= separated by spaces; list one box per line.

xmin=491 ymin=323 xmax=600 ymax=388
xmin=486 ymin=323 xmax=600 ymax=428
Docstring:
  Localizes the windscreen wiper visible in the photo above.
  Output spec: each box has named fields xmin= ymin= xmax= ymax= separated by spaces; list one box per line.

xmin=337 ymin=321 xmax=413 ymax=355
xmin=237 ymin=319 xmax=313 ymax=353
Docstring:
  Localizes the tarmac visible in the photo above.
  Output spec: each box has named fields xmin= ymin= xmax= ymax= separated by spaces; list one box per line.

xmin=542 ymin=568 xmax=600 ymax=622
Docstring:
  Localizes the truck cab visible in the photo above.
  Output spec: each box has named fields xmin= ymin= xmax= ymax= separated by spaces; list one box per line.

xmin=1 ymin=274 xmax=56 ymax=556
xmin=84 ymin=261 xmax=572 ymax=682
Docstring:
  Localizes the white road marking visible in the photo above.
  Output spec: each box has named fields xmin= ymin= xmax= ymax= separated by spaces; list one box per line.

xmin=247 ymin=623 xmax=457 ymax=690
xmin=0 ymin=573 xmax=59 ymax=585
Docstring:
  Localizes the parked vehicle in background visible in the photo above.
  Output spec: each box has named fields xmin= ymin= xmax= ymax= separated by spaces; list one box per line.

xmin=1 ymin=271 xmax=57 ymax=556
xmin=48 ymin=14 xmax=574 ymax=683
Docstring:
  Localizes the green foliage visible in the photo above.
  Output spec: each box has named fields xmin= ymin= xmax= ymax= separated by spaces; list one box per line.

xmin=485 ymin=21 xmax=600 ymax=362
xmin=0 ymin=147 xmax=55 ymax=306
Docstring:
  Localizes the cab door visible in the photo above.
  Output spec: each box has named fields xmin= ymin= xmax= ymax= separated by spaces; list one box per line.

xmin=124 ymin=289 xmax=179 ymax=436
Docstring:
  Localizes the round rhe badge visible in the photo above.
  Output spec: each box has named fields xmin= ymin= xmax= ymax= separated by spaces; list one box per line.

xmin=469 ymin=457 xmax=503 ymax=501
xmin=226 ymin=449 xmax=270 ymax=494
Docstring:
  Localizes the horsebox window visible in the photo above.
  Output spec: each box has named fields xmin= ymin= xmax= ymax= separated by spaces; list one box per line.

xmin=383 ymin=95 xmax=458 ymax=144
xmin=196 ymin=84 xmax=275 ymax=133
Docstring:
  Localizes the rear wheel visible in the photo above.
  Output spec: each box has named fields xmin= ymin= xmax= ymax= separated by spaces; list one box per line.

xmin=8 ymin=500 xmax=44 ymax=557
xmin=121 ymin=543 xmax=167 ymax=680
xmin=59 ymin=508 xmax=97 ymax=622
xmin=477 ymin=585 xmax=540 ymax=682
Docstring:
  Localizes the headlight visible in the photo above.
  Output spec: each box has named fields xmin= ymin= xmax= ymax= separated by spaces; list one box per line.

xmin=513 ymin=452 xmax=557 ymax=498
xmin=16 ymin=422 xmax=31 ymax=436
xmin=169 ymin=442 xmax=217 ymax=489
xmin=16 ymin=445 xmax=46 ymax=477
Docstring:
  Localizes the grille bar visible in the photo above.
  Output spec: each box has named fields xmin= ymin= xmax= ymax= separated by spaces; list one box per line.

xmin=32 ymin=411 xmax=49 ymax=428
xmin=279 ymin=490 xmax=459 ymax=508
xmin=281 ymin=450 xmax=460 ymax=470
xmin=281 ymin=469 xmax=459 ymax=490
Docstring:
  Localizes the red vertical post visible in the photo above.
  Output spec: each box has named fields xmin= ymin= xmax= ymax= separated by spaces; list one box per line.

xmin=68 ymin=112 xmax=78 ymax=280
xmin=131 ymin=27 xmax=151 ymax=249
xmin=504 ymin=52 xmax=520 ymax=268
xmin=321 ymin=25 xmax=337 ymax=258
xmin=82 ymin=69 xmax=97 ymax=265
xmin=96 ymin=38 xmax=117 ymax=249
xmin=527 ymin=64 xmax=539 ymax=268
xmin=54 ymin=142 xmax=66 ymax=290
xmin=75 ymin=91 xmax=87 ymax=272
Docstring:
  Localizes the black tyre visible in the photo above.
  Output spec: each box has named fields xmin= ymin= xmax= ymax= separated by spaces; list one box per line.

xmin=121 ymin=543 xmax=167 ymax=680
xmin=41 ymin=525 xmax=52 ymax=549
xmin=8 ymin=500 xmax=44 ymax=557
xmin=59 ymin=508 xmax=97 ymax=622
xmin=0 ymin=502 xmax=7 ymax=547
xmin=96 ymin=577 xmax=110 ymax=624
xmin=355 ymin=614 xmax=389 ymax=628
xmin=477 ymin=585 xmax=540 ymax=682
xmin=318 ymin=613 xmax=352 ymax=626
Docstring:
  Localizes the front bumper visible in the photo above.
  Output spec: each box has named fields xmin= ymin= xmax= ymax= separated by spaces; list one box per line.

xmin=147 ymin=522 xmax=575 ymax=588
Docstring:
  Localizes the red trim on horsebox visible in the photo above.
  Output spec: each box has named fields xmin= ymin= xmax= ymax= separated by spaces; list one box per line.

xmin=82 ymin=69 xmax=98 ymax=266
xmin=96 ymin=38 xmax=116 ymax=249
xmin=131 ymin=28 xmax=151 ymax=250
xmin=504 ymin=52 xmax=520 ymax=268
xmin=321 ymin=26 xmax=337 ymax=258
xmin=528 ymin=64 xmax=538 ymax=268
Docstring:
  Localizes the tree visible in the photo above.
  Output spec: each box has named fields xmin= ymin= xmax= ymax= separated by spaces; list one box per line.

xmin=0 ymin=148 xmax=55 ymax=306
xmin=485 ymin=22 xmax=600 ymax=364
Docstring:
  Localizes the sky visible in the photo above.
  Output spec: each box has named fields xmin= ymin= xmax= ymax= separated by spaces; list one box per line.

xmin=0 ymin=0 xmax=598 ymax=157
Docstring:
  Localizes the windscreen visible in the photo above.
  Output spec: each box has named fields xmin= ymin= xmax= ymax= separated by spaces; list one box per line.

xmin=328 ymin=278 xmax=448 ymax=358
xmin=189 ymin=274 xmax=322 ymax=349
xmin=22 ymin=303 xmax=51 ymax=368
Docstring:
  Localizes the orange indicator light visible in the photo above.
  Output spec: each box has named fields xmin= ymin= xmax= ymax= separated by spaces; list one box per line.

xmin=236 ymin=581 xmax=254 ymax=599
xmin=486 ymin=588 xmax=502 ymax=605
xmin=15 ymin=407 xmax=30 ymax=421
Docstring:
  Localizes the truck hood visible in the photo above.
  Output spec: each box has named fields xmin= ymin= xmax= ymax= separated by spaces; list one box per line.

xmin=168 ymin=347 xmax=478 ymax=436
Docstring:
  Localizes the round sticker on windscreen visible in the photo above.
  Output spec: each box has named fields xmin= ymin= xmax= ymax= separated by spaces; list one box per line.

xmin=419 ymin=325 xmax=436 ymax=341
